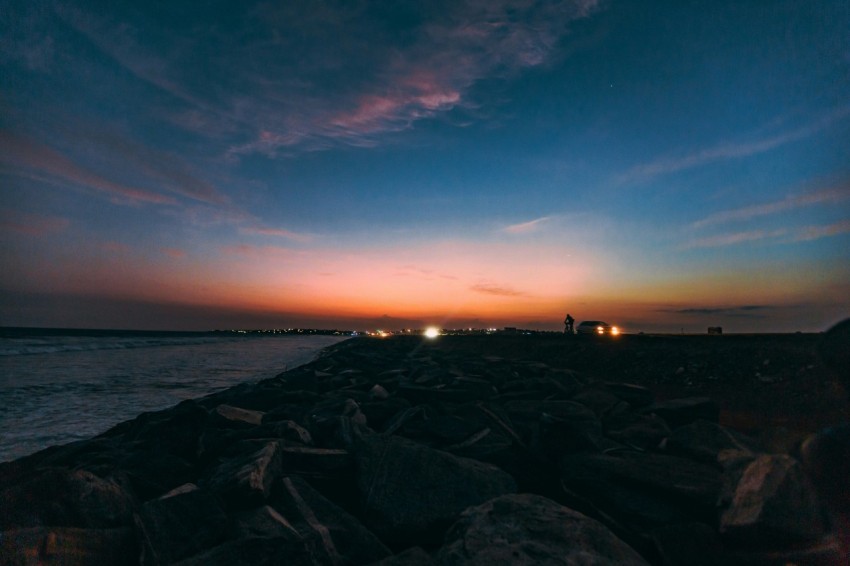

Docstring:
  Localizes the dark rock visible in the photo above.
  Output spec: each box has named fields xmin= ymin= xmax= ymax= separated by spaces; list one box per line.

xmin=0 ymin=526 xmax=136 ymax=565
xmin=274 ymin=475 xmax=392 ymax=565
xmin=172 ymin=536 xmax=323 ymax=566
xmin=437 ymin=493 xmax=649 ymax=565
xmin=279 ymin=446 xmax=353 ymax=478
xmin=353 ymin=434 xmax=516 ymax=547
xmin=135 ymin=488 xmax=228 ymax=565
xmin=359 ymin=397 xmax=412 ymax=432
xmin=560 ymin=452 xmax=723 ymax=528
xmin=0 ymin=468 xmax=134 ymax=529
xmin=230 ymin=505 xmax=301 ymax=540
xmin=604 ymin=382 xmax=656 ymax=408
xmin=396 ymin=384 xmax=483 ymax=404
xmin=202 ymin=441 xmax=282 ymax=508
xmin=571 ymin=385 xmax=632 ymax=420
xmin=366 ymin=546 xmax=436 ymax=565
xmin=650 ymin=522 xmax=725 ymax=566
xmin=264 ymin=420 xmax=314 ymax=445
xmin=641 ymin=397 xmax=719 ymax=428
xmin=534 ymin=406 xmax=606 ymax=457
xmin=666 ymin=420 xmax=756 ymax=464
xmin=720 ymin=454 xmax=825 ymax=542
xmin=213 ymin=404 xmax=265 ymax=427
xmin=102 ymin=400 xmax=209 ymax=460
xmin=605 ymin=413 xmax=671 ymax=451
xmin=116 ymin=449 xmax=196 ymax=501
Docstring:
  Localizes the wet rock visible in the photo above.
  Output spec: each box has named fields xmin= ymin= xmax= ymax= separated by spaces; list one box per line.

xmin=0 ymin=468 xmax=134 ymax=529
xmin=274 ymin=475 xmax=391 ymax=565
xmin=438 ymin=493 xmax=649 ymax=565
xmin=720 ymin=454 xmax=825 ymax=542
xmin=666 ymin=420 xmax=756 ymax=464
xmin=135 ymin=488 xmax=228 ymax=565
xmin=0 ymin=526 xmax=136 ymax=565
xmin=202 ymin=441 xmax=282 ymax=508
xmin=353 ymin=434 xmax=516 ymax=547
xmin=642 ymin=397 xmax=719 ymax=428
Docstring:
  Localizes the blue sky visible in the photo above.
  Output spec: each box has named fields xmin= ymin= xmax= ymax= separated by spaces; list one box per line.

xmin=1 ymin=0 xmax=848 ymax=331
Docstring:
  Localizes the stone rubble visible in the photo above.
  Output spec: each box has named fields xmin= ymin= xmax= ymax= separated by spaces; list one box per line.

xmin=0 ymin=335 xmax=843 ymax=565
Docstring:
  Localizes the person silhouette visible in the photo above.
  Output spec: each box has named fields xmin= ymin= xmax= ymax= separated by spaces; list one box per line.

xmin=564 ymin=313 xmax=575 ymax=334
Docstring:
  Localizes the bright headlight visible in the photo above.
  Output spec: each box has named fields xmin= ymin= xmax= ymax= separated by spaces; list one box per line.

xmin=611 ymin=327 xmax=620 ymax=335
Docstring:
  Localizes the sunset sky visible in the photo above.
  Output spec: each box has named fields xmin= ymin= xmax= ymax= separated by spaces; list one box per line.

xmin=2 ymin=0 xmax=849 ymax=332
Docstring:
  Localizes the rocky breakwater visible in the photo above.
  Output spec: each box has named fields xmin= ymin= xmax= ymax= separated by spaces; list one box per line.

xmin=1 ymin=335 xmax=844 ymax=565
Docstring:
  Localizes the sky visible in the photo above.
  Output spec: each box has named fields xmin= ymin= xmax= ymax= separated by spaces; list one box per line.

xmin=1 ymin=0 xmax=849 ymax=333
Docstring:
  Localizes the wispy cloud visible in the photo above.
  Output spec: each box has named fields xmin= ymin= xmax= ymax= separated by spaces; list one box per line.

xmin=0 ymin=131 xmax=176 ymax=206
xmin=619 ymin=106 xmax=850 ymax=184
xmin=56 ymin=1 xmax=600 ymax=157
xmin=680 ymin=229 xmax=787 ymax=249
xmin=0 ymin=209 xmax=70 ymax=236
xmin=502 ymin=216 xmax=552 ymax=234
xmin=161 ymin=248 xmax=186 ymax=258
xmin=790 ymin=219 xmax=850 ymax=242
xmin=239 ymin=226 xmax=312 ymax=243
xmin=470 ymin=282 xmax=528 ymax=297
xmin=692 ymin=187 xmax=850 ymax=228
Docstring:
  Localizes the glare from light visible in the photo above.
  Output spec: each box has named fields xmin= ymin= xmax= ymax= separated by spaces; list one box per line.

xmin=424 ymin=327 xmax=440 ymax=339
xmin=611 ymin=326 xmax=620 ymax=336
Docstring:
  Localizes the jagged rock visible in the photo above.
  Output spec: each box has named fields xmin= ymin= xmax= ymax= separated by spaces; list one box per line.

xmin=230 ymin=505 xmax=302 ymax=540
xmin=172 ymin=536 xmax=323 ymax=566
xmin=560 ymin=452 xmax=723 ymax=527
xmin=505 ymin=400 xmax=604 ymax=456
xmin=366 ymin=546 xmax=436 ymax=565
xmin=641 ymin=397 xmax=719 ymax=428
xmin=135 ymin=488 xmax=228 ymax=565
xmin=720 ymin=454 xmax=825 ymax=542
xmin=0 ymin=526 xmax=136 ymax=565
xmin=265 ymin=420 xmax=314 ymax=445
xmin=396 ymin=384 xmax=482 ymax=404
xmin=571 ymin=385 xmax=632 ymax=420
xmin=353 ymin=434 xmax=517 ymax=546
xmin=279 ymin=446 xmax=353 ymax=477
xmin=102 ymin=400 xmax=209 ymax=460
xmin=359 ymin=397 xmax=412 ymax=432
xmin=116 ymin=449 xmax=196 ymax=501
xmin=273 ymin=475 xmax=392 ymax=565
xmin=605 ymin=413 xmax=671 ymax=451
xmin=437 ymin=493 xmax=649 ymax=565
xmin=0 ymin=468 xmax=134 ymax=529
xmin=369 ymin=384 xmax=390 ymax=400
xmin=666 ymin=420 xmax=756 ymax=464
xmin=214 ymin=404 xmax=265 ymax=426
xmin=604 ymin=382 xmax=655 ymax=408
xmin=202 ymin=441 xmax=282 ymax=507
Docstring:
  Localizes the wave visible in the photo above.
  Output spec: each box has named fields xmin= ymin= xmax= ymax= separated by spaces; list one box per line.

xmin=0 ymin=336 xmax=241 ymax=357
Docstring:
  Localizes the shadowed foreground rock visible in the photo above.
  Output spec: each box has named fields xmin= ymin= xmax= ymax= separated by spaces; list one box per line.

xmin=1 ymin=333 xmax=847 ymax=565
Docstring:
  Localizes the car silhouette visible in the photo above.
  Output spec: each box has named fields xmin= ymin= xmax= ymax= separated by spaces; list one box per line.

xmin=576 ymin=320 xmax=620 ymax=336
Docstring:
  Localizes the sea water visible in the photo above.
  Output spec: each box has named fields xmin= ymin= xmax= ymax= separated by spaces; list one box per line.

xmin=0 ymin=328 xmax=349 ymax=462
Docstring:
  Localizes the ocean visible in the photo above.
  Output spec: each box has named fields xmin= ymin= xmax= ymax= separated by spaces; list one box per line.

xmin=0 ymin=328 xmax=349 ymax=463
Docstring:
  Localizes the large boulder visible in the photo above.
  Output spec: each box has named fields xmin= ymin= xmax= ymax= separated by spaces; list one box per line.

xmin=273 ymin=475 xmax=391 ymax=565
xmin=353 ymin=434 xmax=516 ymax=547
xmin=437 ymin=493 xmax=649 ymax=565
xmin=135 ymin=488 xmax=228 ymax=565
xmin=0 ymin=526 xmax=136 ymax=565
xmin=0 ymin=468 xmax=135 ymax=529
xmin=201 ymin=441 xmax=282 ymax=508
xmin=720 ymin=454 xmax=825 ymax=542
